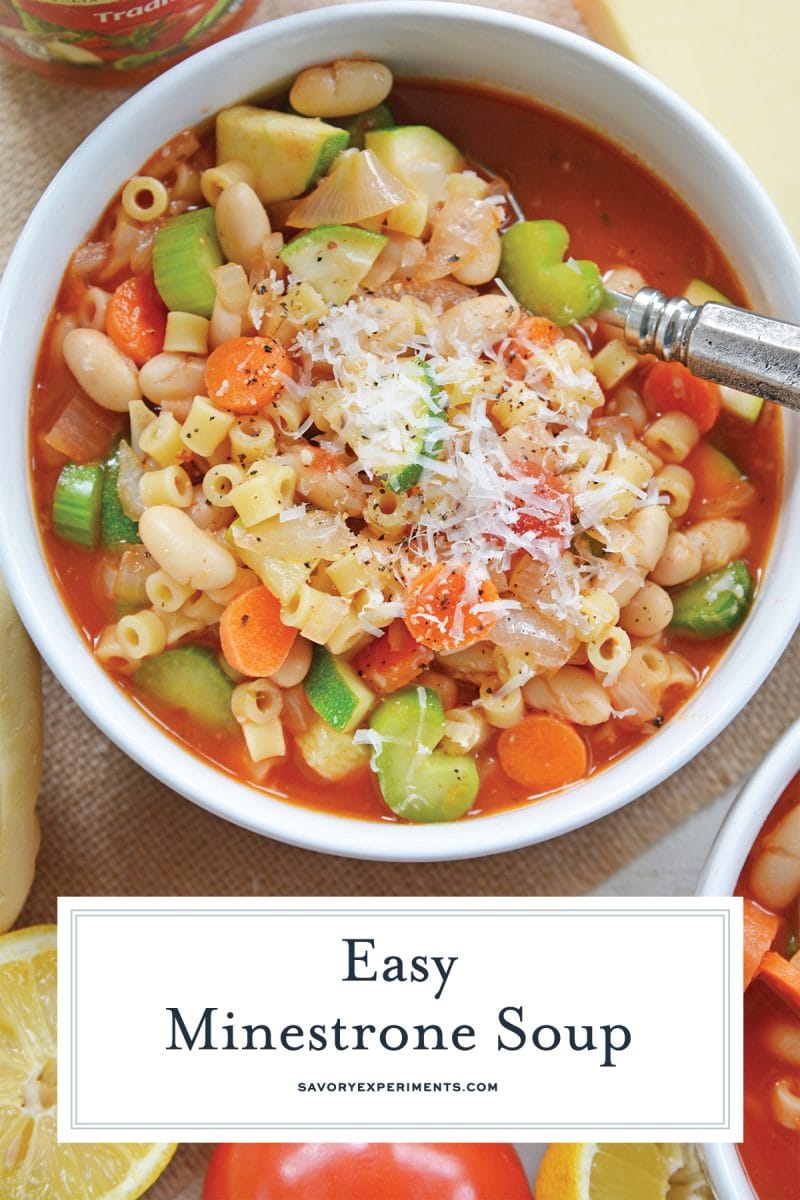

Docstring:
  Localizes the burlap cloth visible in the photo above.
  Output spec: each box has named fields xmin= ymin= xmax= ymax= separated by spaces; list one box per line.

xmin=2 ymin=1 xmax=799 ymax=1193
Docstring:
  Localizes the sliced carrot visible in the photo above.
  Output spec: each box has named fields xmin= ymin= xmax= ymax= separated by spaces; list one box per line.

xmin=502 ymin=315 xmax=563 ymax=379
xmin=757 ymin=951 xmax=800 ymax=1015
xmin=219 ymin=586 xmax=296 ymax=678
xmin=205 ymin=336 xmax=294 ymax=416
xmin=106 ymin=273 xmax=167 ymax=366
xmin=743 ymin=898 xmax=781 ymax=990
xmin=403 ymin=564 xmax=500 ymax=654
xmin=355 ymin=620 xmax=434 ymax=695
xmin=497 ymin=713 xmax=588 ymax=792
xmin=642 ymin=361 xmax=722 ymax=434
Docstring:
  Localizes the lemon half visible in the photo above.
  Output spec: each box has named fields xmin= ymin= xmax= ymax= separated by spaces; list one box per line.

xmin=0 ymin=925 xmax=176 ymax=1199
xmin=534 ymin=1143 xmax=713 ymax=1200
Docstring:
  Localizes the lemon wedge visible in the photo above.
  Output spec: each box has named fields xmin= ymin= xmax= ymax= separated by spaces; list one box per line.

xmin=0 ymin=925 xmax=176 ymax=1198
xmin=534 ymin=1143 xmax=713 ymax=1200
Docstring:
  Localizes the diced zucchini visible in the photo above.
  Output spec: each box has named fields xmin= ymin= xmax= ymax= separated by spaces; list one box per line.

xmin=152 ymin=208 xmax=223 ymax=318
xmin=684 ymin=278 xmax=732 ymax=307
xmin=52 ymin=462 xmax=104 ymax=548
xmin=295 ymin=716 xmax=370 ymax=781
xmin=670 ymin=559 xmax=754 ymax=637
xmin=369 ymin=686 xmax=479 ymax=823
xmin=336 ymin=103 xmax=394 ymax=150
xmin=279 ymin=224 xmax=387 ymax=305
xmin=366 ymin=125 xmax=464 ymax=237
xmin=101 ymin=439 xmax=141 ymax=547
xmin=135 ymin=645 xmax=235 ymax=729
xmin=381 ymin=358 xmax=445 ymax=493
xmin=719 ymin=385 xmax=764 ymax=423
xmin=216 ymin=106 xmax=348 ymax=204
xmin=499 ymin=219 xmax=604 ymax=326
xmin=304 ymin=644 xmax=375 ymax=733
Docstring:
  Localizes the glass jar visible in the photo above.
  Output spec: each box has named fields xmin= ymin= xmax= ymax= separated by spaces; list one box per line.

xmin=0 ymin=0 xmax=258 ymax=86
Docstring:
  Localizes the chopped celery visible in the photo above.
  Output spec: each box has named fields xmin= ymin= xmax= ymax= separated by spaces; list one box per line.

xmin=369 ymin=687 xmax=479 ymax=822
xmin=135 ymin=645 xmax=235 ymax=729
xmin=499 ymin=219 xmax=604 ymax=326
xmin=101 ymin=439 xmax=141 ymax=547
xmin=52 ymin=462 xmax=104 ymax=548
xmin=152 ymin=208 xmax=223 ymax=318
xmin=670 ymin=560 xmax=754 ymax=637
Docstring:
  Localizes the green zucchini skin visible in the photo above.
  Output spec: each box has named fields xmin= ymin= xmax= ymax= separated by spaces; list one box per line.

xmin=303 ymin=645 xmax=375 ymax=734
xmin=669 ymin=559 xmax=754 ymax=637
xmin=135 ymin=645 xmax=235 ymax=730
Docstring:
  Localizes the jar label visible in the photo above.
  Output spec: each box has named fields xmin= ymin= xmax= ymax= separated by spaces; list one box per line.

xmin=0 ymin=0 xmax=241 ymax=70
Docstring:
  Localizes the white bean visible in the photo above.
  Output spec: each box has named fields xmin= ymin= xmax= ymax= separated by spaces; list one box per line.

xmin=62 ymin=328 xmax=141 ymax=412
xmin=290 ymin=59 xmax=392 ymax=118
xmin=684 ymin=518 xmax=750 ymax=574
xmin=750 ymin=804 xmax=800 ymax=911
xmin=764 ymin=1020 xmax=800 ymax=1067
xmin=270 ymin=638 xmax=313 ymax=688
xmin=215 ymin=182 xmax=271 ymax=274
xmin=627 ymin=503 xmax=670 ymax=574
xmin=452 ymin=231 xmax=502 ymax=286
xmin=438 ymin=294 xmax=520 ymax=356
xmin=139 ymin=353 xmax=207 ymax=404
xmin=620 ymin=581 xmax=674 ymax=638
xmin=650 ymin=530 xmax=703 ymax=587
xmin=139 ymin=505 xmax=237 ymax=591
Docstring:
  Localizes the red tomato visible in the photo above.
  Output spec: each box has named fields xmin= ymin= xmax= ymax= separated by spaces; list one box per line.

xmin=642 ymin=361 xmax=721 ymax=434
xmin=202 ymin=1143 xmax=531 ymax=1200
xmin=509 ymin=460 xmax=572 ymax=545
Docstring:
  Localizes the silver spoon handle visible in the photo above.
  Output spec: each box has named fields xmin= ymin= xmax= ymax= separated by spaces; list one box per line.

xmin=600 ymin=287 xmax=800 ymax=411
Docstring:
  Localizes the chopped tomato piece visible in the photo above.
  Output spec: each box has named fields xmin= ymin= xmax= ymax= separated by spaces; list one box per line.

xmin=355 ymin=620 xmax=434 ymax=694
xmin=501 ymin=315 xmax=563 ymax=379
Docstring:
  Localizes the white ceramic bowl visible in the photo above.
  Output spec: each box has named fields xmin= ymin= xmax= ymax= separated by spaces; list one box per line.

xmin=698 ymin=717 xmax=800 ymax=1199
xmin=2 ymin=2 xmax=800 ymax=862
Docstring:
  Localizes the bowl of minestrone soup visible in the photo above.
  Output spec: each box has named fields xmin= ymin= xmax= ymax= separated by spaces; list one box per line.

xmin=699 ymin=718 xmax=800 ymax=1199
xmin=2 ymin=2 xmax=800 ymax=860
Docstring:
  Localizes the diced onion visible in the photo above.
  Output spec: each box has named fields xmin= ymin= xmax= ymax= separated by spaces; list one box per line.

xmin=115 ymin=546 xmax=157 ymax=605
xmin=43 ymin=391 xmax=118 ymax=464
xmin=286 ymin=149 xmax=414 ymax=229
xmin=116 ymin=439 xmax=146 ymax=520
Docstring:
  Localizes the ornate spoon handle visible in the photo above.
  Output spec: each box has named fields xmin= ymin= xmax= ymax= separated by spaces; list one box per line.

xmin=599 ymin=287 xmax=800 ymax=412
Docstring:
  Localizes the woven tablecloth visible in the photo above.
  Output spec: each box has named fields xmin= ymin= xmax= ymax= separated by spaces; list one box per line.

xmin=1 ymin=1 xmax=798 ymax=1193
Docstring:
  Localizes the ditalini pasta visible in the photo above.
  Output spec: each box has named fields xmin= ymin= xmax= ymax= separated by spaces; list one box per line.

xmin=30 ymin=66 xmax=782 ymax=823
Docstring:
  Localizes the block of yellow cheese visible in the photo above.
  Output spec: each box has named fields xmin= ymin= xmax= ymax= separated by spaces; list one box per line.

xmin=576 ymin=0 xmax=799 ymax=246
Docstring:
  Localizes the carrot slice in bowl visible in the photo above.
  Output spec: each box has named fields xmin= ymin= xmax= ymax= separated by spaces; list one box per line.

xmin=220 ymin=585 xmax=296 ymax=677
